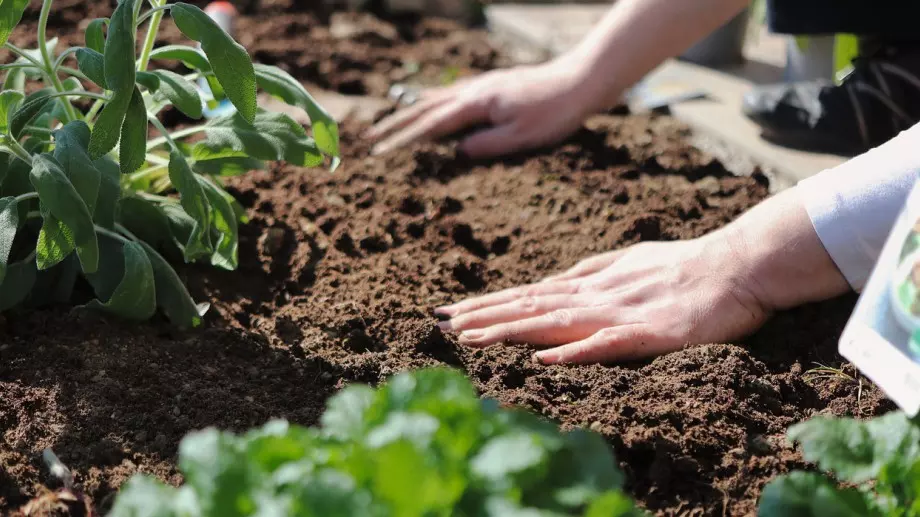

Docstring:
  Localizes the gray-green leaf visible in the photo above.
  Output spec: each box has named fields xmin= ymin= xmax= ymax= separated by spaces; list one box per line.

xmin=53 ymin=121 xmax=101 ymax=217
xmin=85 ymin=241 xmax=156 ymax=320
xmin=120 ymin=87 xmax=148 ymax=174
xmin=167 ymin=151 xmax=212 ymax=261
xmin=0 ymin=0 xmax=29 ymax=48
xmin=136 ymin=71 xmax=161 ymax=92
xmin=85 ymin=18 xmax=108 ymax=53
xmin=139 ymin=240 xmax=208 ymax=328
xmin=0 ymin=90 xmax=23 ymax=135
xmin=76 ymin=48 xmax=107 ymax=89
xmin=0 ymin=196 xmax=19 ymax=283
xmin=170 ymin=3 xmax=256 ymax=123
xmin=148 ymin=44 xmax=212 ymax=72
xmin=197 ymin=177 xmax=237 ymax=270
xmin=194 ymin=110 xmax=322 ymax=167
xmin=36 ymin=213 xmax=75 ymax=270
xmin=151 ymin=69 xmax=203 ymax=119
xmin=194 ymin=156 xmax=264 ymax=177
xmin=30 ymin=154 xmax=99 ymax=273
xmin=0 ymin=259 xmax=36 ymax=311
xmin=10 ymin=89 xmax=54 ymax=139
xmin=254 ymin=64 xmax=339 ymax=158
xmin=94 ymin=156 xmax=121 ymax=229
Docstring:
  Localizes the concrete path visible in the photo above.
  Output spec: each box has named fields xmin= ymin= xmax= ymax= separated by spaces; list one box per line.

xmin=487 ymin=3 xmax=848 ymax=189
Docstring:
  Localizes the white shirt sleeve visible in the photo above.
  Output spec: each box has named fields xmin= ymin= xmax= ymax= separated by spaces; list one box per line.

xmin=798 ymin=124 xmax=920 ymax=292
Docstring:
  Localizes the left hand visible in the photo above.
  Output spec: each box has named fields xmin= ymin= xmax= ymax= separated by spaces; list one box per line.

xmin=435 ymin=236 xmax=771 ymax=364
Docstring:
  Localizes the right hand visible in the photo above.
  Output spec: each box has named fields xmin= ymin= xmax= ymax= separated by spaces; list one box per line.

xmin=366 ymin=58 xmax=598 ymax=159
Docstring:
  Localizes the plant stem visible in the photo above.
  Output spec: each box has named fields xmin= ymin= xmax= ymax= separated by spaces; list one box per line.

xmin=1 ymin=138 xmax=34 ymax=165
xmin=137 ymin=0 xmax=168 ymax=72
xmin=84 ymin=99 xmax=105 ymax=123
xmin=146 ymin=125 xmax=208 ymax=150
xmin=96 ymin=225 xmax=133 ymax=244
xmin=46 ymin=90 xmax=109 ymax=102
xmin=137 ymin=5 xmax=171 ymax=27
xmin=37 ymin=0 xmax=80 ymax=123
xmin=147 ymin=115 xmax=180 ymax=153
xmin=15 ymin=192 xmax=39 ymax=203
xmin=3 ymin=43 xmax=45 ymax=69
xmin=57 ymin=66 xmax=90 ymax=82
xmin=138 ymin=191 xmax=178 ymax=204
xmin=0 ymin=63 xmax=41 ymax=72
xmin=51 ymin=47 xmax=81 ymax=72
xmin=128 ymin=164 xmax=168 ymax=183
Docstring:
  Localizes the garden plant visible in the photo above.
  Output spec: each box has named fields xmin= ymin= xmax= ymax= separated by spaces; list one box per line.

xmin=0 ymin=0 xmax=338 ymax=326
xmin=108 ymin=368 xmax=645 ymax=517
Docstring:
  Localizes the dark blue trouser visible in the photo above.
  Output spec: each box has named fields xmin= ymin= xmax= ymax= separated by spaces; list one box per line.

xmin=768 ymin=0 xmax=920 ymax=37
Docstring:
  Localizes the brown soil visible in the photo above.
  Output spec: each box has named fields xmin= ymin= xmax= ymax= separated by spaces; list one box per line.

xmin=1 ymin=5 xmax=894 ymax=517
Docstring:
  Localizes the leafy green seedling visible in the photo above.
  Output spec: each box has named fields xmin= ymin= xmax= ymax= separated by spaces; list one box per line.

xmin=758 ymin=411 xmax=920 ymax=516
xmin=0 ymin=0 xmax=338 ymax=327
xmin=110 ymin=367 xmax=647 ymax=517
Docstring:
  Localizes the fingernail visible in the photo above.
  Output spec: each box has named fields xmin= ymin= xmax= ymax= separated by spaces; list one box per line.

xmin=370 ymin=144 xmax=384 ymax=156
xmin=458 ymin=330 xmax=485 ymax=343
xmin=437 ymin=320 xmax=455 ymax=332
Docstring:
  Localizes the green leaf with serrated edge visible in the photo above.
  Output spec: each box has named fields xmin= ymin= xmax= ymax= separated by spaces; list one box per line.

xmin=53 ymin=121 xmax=101 ymax=217
xmin=197 ymin=178 xmax=237 ymax=270
xmin=254 ymin=64 xmax=339 ymax=158
xmin=0 ymin=259 xmax=35 ymax=311
xmin=0 ymin=197 xmax=18 ymax=283
xmin=10 ymin=89 xmax=53 ymax=139
xmin=0 ymin=90 xmax=24 ymax=134
xmin=76 ymin=48 xmax=107 ymax=90
xmin=170 ymin=3 xmax=256 ymax=123
xmin=120 ymin=87 xmax=147 ymax=174
xmin=94 ymin=156 xmax=120 ymax=229
xmin=757 ymin=472 xmax=879 ymax=517
xmin=136 ymin=71 xmax=161 ymax=92
xmin=194 ymin=110 xmax=323 ymax=167
xmin=194 ymin=156 xmax=264 ymax=177
xmin=0 ymin=0 xmax=29 ymax=48
xmin=117 ymin=197 xmax=183 ymax=259
xmin=30 ymin=154 xmax=99 ymax=273
xmin=138 ymin=240 xmax=206 ymax=327
xmin=37 ymin=213 xmax=75 ymax=270
xmin=85 ymin=241 xmax=156 ymax=320
xmin=167 ymin=151 xmax=212 ymax=261
xmin=150 ymin=69 xmax=203 ymax=119
xmin=85 ymin=18 xmax=108 ymax=53
xmin=148 ymin=44 xmax=212 ymax=72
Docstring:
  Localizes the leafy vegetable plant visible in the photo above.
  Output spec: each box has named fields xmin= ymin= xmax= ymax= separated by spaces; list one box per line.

xmin=758 ymin=411 xmax=920 ymax=516
xmin=0 ymin=0 xmax=338 ymax=326
xmin=109 ymin=368 xmax=645 ymax=517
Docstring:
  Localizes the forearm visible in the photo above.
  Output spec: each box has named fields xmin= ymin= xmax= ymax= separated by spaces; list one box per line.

xmin=562 ymin=0 xmax=750 ymax=111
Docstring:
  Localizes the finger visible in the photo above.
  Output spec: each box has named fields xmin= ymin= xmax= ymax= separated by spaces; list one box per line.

xmin=542 ymin=250 xmax=626 ymax=283
xmin=435 ymin=280 xmax=581 ymax=317
xmin=534 ymin=324 xmax=663 ymax=364
xmin=439 ymin=293 xmax=602 ymax=332
xmin=458 ymin=123 xmax=530 ymax=159
xmin=457 ymin=305 xmax=617 ymax=348
xmin=372 ymin=98 xmax=489 ymax=156
xmin=365 ymin=95 xmax=449 ymax=141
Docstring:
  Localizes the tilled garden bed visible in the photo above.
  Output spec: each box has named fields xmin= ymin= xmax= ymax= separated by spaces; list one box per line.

xmin=0 ymin=4 xmax=893 ymax=516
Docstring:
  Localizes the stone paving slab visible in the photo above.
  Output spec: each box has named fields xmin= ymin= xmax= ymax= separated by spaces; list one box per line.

xmin=486 ymin=3 xmax=848 ymax=188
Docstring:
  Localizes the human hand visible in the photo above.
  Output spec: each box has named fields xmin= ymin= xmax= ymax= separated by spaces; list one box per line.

xmin=435 ymin=236 xmax=771 ymax=365
xmin=366 ymin=59 xmax=596 ymax=158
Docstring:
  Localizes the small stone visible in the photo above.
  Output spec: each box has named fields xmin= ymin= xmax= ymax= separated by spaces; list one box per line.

xmin=172 ymin=407 xmax=181 ymax=416
xmin=589 ymin=421 xmax=603 ymax=432
xmin=261 ymin=227 xmax=286 ymax=255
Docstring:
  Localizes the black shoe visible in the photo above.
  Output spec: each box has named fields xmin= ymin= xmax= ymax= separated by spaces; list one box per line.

xmin=742 ymin=43 xmax=920 ymax=155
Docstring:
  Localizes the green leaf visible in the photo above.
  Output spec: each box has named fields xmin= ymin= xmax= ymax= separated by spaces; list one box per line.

xmin=254 ymin=64 xmax=339 ymax=158
xmin=167 ymin=151 xmax=212 ymax=261
xmin=89 ymin=89 xmax=132 ymax=158
xmin=150 ymin=69 xmax=203 ymax=119
xmin=0 ymin=259 xmax=36 ymax=311
xmin=120 ymin=87 xmax=148 ymax=174
xmin=30 ymin=154 xmax=99 ymax=273
xmin=194 ymin=156 xmax=265 ymax=177
xmin=0 ymin=0 xmax=29 ymax=48
xmin=53 ymin=121 xmax=101 ymax=217
xmin=85 ymin=241 xmax=156 ymax=320
xmin=472 ymin=432 xmax=549 ymax=482
xmin=108 ymin=475 xmax=180 ymax=517
xmin=94 ymin=156 xmax=121 ymax=229
xmin=85 ymin=18 xmax=108 ymax=54
xmin=197 ymin=178 xmax=237 ymax=270
xmin=321 ymin=385 xmax=375 ymax=440
xmin=0 ymin=90 xmax=24 ymax=134
xmin=10 ymin=89 xmax=54 ymax=139
xmin=3 ymin=66 xmax=25 ymax=91
xmin=757 ymin=472 xmax=879 ymax=517
xmin=138 ymin=240 xmax=207 ymax=327
xmin=76 ymin=48 xmax=108 ymax=89
xmin=37 ymin=213 xmax=75 ymax=270
xmin=136 ymin=71 xmax=162 ymax=92
xmin=170 ymin=3 xmax=256 ymax=123
xmin=194 ymin=110 xmax=323 ymax=167
xmin=584 ymin=491 xmax=643 ymax=517
xmin=148 ymin=44 xmax=212 ymax=72
xmin=117 ymin=196 xmax=182 ymax=258
xmin=0 ymin=196 xmax=18 ymax=283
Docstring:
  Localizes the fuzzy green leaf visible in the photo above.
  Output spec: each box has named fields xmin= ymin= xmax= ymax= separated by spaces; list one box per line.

xmin=148 ymin=44 xmax=212 ymax=72
xmin=76 ymin=48 xmax=107 ymax=89
xmin=150 ymin=69 xmax=203 ymax=119
xmin=120 ymin=87 xmax=148 ymax=174
xmin=117 ymin=196 xmax=182 ymax=258
xmin=10 ymin=89 xmax=54 ymax=139
xmin=85 ymin=18 xmax=108 ymax=53
xmin=2 ymin=66 xmax=25 ymax=91
xmin=194 ymin=110 xmax=322 ymax=167
xmin=136 ymin=71 xmax=161 ymax=92
xmin=758 ymin=472 xmax=879 ymax=517
xmin=197 ymin=178 xmax=237 ymax=270
xmin=167 ymin=151 xmax=212 ymax=261
xmin=30 ymin=154 xmax=99 ymax=273
xmin=0 ymin=259 xmax=36 ymax=311
xmin=109 ymin=476 xmax=181 ymax=517
xmin=36 ymin=213 xmax=75 ymax=270
xmin=90 ymin=89 xmax=132 ymax=158
xmin=0 ymin=90 xmax=24 ymax=134
xmin=254 ymin=64 xmax=339 ymax=158
xmin=0 ymin=0 xmax=29 ymax=48
xmin=0 ymin=196 xmax=19 ymax=283
xmin=194 ymin=156 xmax=264 ymax=177
xmin=53 ymin=121 xmax=101 ymax=217
xmin=94 ymin=156 xmax=121 ymax=229
xmin=138 ymin=240 xmax=207 ymax=328
xmin=85 ymin=240 xmax=156 ymax=320
xmin=170 ymin=3 xmax=256 ymax=123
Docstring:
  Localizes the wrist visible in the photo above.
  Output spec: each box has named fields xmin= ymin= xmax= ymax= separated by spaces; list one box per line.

xmin=550 ymin=51 xmax=626 ymax=116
